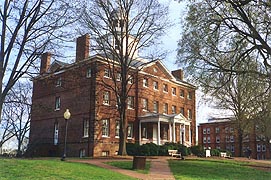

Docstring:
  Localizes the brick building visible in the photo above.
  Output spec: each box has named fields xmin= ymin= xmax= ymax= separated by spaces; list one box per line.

xmin=28 ymin=32 xmax=196 ymax=157
xmin=198 ymin=118 xmax=271 ymax=159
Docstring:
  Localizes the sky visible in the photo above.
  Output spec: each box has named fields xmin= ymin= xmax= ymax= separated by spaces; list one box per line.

xmin=158 ymin=0 xmax=216 ymax=125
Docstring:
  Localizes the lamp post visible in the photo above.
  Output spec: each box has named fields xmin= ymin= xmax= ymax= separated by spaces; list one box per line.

xmin=61 ymin=109 xmax=71 ymax=161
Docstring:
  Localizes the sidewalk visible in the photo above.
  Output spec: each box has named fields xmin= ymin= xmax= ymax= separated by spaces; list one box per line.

xmin=71 ymin=156 xmax=175 ymax=180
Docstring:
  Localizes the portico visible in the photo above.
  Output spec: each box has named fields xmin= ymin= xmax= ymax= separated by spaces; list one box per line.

xmin=139 ymin=113 xmax=192 ymax=146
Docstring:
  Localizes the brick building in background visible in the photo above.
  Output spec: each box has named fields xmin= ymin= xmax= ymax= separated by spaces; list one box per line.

xmin=198 ymin=118 xmax=271 ymax=159
xmin=28 ymin=32 xmax=196 ymax=157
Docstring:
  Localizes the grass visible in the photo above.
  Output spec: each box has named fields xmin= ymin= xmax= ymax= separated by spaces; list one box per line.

xmin=0 ymin=158 xmax=136 ymax=180
xmin=105 ymin=160 xmax=151 ymax=174
xmin=169 ymin=158 xmax=271 ymax=180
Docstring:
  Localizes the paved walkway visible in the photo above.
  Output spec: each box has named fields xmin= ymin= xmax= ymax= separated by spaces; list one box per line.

xmin=71 ymin=156 xmax=175 ymax=180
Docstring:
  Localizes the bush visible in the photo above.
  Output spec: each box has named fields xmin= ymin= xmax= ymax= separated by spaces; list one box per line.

xmin=190 ymin=145 xmax=205 ymax=157
xmin=211 ymin=149 xmax=220 ymax=156
xmin=126 ymin=143 xmax=140 ymax=156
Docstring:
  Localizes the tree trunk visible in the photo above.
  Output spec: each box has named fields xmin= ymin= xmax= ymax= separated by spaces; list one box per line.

xmin=118 ymin=105 xmax=127 ymax=155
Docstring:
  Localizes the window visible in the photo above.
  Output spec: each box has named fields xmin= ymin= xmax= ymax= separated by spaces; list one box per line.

xmin=83 ymin=119 xmax=89 ymax=137
xmin=86 ymin=68 xmax=91 ymax=78
xmin=56 ymin=77 xmax=62 ymax=87
xmin=128 ymin=96 xmax=134 ymax=109
xmin=153 ymin=101 xmax=159 ymax=113
xmin=142 ymin=125 xmax=147 ymax=138
xmin=225 ymin=127 xmax=229 ymax=133
xmin=115 ymin=120 xmax=120 ymax=138
xmin=203 ymin=137 xmax=207 ymax=143
xmin=103 ymin=91 xmax=110 ymax=105
xmin=180 ymin=89 xmax=184 ymax=97
xmin=163 ymin=84 xmax=168 ymax=92
xmin=143 ymin=78 xmax=148 ymax=87
xmin=127 ymin=123 xmax=133 ymax=138
xmin=188 ymin=109 xmax=192 ymax=119
xmin=54 ymin=122 xmax=59 ymax=145
xmin=172 ymin=105 xmax=176 ymax=114
xmin=163 ymin=103 xmax=168 ymax=114
xmin=102 ymin=119 xmax=109 ymax=137
xmin=180 ymin=107 xmax=184 ymax=115
xmin=55 ymin=97 xmax=60 ymax=110
xmin=203 ymin=128 xmax=206 ymax=134
xmin=215 ymin=127 xmax=220 ymax=133
xmin=79 ymin=149 xmax=86 ymax=158
xmin=104 ymin=68 xmax=110 ymax=78
xmin=153 ymin=67 xmax=157 ymax=72
xmin=207 ymin=128 xmax=210 ymax=134
xmin=172 ymin=87 xmax=176 ymax=95
xmin=142 ymin=98 xmax=148 ymax=111
xmin=230 ymin=127 xmax=234 ymax=133
xmin=216 ymin=146 xmax=220 ymax=150
xmin=116 ymin=73 xmax=121 ymax=81
xmin=257 ymin=144 xmax=261 ymax=152
xmin=207 ymin=136 xmax=211 ymax=143
xmin=230 ymin=136 xmax=235 ymax=143
xmin=188 ymin=91 xmax=192 ymax=99
xmin=128 ymin=75 xmax=133 ymax=84
xmin=226 ymin=135 xmax=230 ymax=142
xmin=231 ymin=145 xmax=235 ymax=152
xmin=216 ymin=136 xmax=220 ymax=143
xmin=262 ymin=144 xmax=266 ymax=152
xmin=153 ymin=81 xmax=158 ymax=90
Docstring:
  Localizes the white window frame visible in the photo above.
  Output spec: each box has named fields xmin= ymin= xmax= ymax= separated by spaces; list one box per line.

xmin=54 ymin=122 xmax=59 ymax=145
xmin=207 ymin=136 xmax=211 ymax=143
xmin=142 ymin=98 xmax=148 ymax=111
xmin=215 ymin=127 xmax=220 ymax=133
xmin=163 ymin=84 xmax=168 ymax=93
xmin=262 ymin=144 xmax=266 ymax=152
xmin=203 ymin=136 xmax=207 ymax=143
xmin=207 ymin=128 xmax=210 ymax=134
xmin=102 ymin=119 xmax=110 ymax=137
xmin=172 ymin=105 xmax=176 ymax=114
xmin=128 ymin=96 xmax=134 ymax=109
xmin=115 ymin=120 xmax=120 ymax=138
xmin=153 ymin=81 xmax=158 ymax=90
xmin=83 ymin=119 xmax=89 ymax=137
xmin=203 ymin=128 xmax=206 ymax=134
xmin=143 ymin=78 xmax=148 ymax=87
xmin=257 ymin=144 xmax=261 ymax=152
xmin=128 ymin=75 xmax=133 ymax=84
xmin=231 ymin=145 xmax=235 ymax=152
xmin=230 ymin=135 xmax=234 ymax=142
xmin=163 ymin=103 xmax=168 ymax=114
xmin=55 ymin=97 xmax=60 ymax=110
xmin=127 ymin=123 xmax=133 ymax=139
xmin=153 ymin=101 xmax=159 ymax=113
xmin=188 ymin=91 xmax=192 ymax=99
xmin=180 ymin=89 xmax=184 ymax=98
xmin=116 ymin=73 xmax=121 ymax=81
xmin=86 ymin=68 xmax=91 ymax=78
xmin=56 ymin=77 xmax=62 ymax=87
xmin=103 ymin=91 xmax=110 ymax=105
xmin=172 ymin=87 xmax=176 ymax=96
xmin=216 ymin=136 xmax=220 ymax=143
xmin=188 ymin=109 xmax=192 ymax=119
xmin=104 ymin=68 xmax=110 ymax=78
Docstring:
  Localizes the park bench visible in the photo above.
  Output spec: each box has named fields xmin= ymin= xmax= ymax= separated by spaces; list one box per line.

xmin=168 ymin=150 xmax=182 ymax=158
xmin=220 ymin=152 xmax=230 ymax=158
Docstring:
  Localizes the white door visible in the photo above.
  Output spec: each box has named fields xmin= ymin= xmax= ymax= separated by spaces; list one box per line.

xmin=54 ymin=123 xmax=59 ymax=145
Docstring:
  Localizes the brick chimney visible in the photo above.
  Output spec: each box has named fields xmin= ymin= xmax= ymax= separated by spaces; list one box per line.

xmin=76 ymin=34 xmax=90 ymax=62
xmin=40 ymin=52 xmax=51 ymax=74
xmin=171 ymin=69 xmax=184 ymax=81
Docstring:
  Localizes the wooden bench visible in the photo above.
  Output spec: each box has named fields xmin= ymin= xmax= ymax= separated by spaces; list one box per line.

xmin=168 ymin=150 xmax=182 ymax=158
xmin=220 ymin=152 xmax=230 ymax=158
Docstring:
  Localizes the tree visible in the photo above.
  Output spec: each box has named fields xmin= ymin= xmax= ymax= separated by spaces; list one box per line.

xmin=78 ymin=0 xmax=170 ymax=155
xmin=0 ymin=0 xmax=77 ymax=123
xmin=1 ymin=81 xmax=32 ymax=157
xmin=177 ymin=0 xmax=271 ymax=78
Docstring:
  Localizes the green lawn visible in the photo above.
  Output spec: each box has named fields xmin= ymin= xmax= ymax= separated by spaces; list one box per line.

xmin=0 ymin=158 xmax=135 ymax=180
xmin=169 ymin=159 xmax=271 ymax=180
xmin=105 ymin=160 xmax=151 ymax=174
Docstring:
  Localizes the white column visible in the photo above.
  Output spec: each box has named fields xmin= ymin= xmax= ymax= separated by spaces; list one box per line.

xmin=183 ymin=125 xmax=186 ymax=145
xmin=173 ymin=122 xmax=176 ymax=143
xmin=139 ymin=121 xmax=142 ymax=145
xmin=158 ymin=121 xmax=161 ymax=145
xmin=169 ymin=123 xmax=172 ymax=142
xmin=188 ymin=124 xmax=191 ymax=146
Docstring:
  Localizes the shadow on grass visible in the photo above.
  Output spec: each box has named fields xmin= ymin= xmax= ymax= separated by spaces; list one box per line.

xmin=105 ymin=160 xmax=151 ymax=174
